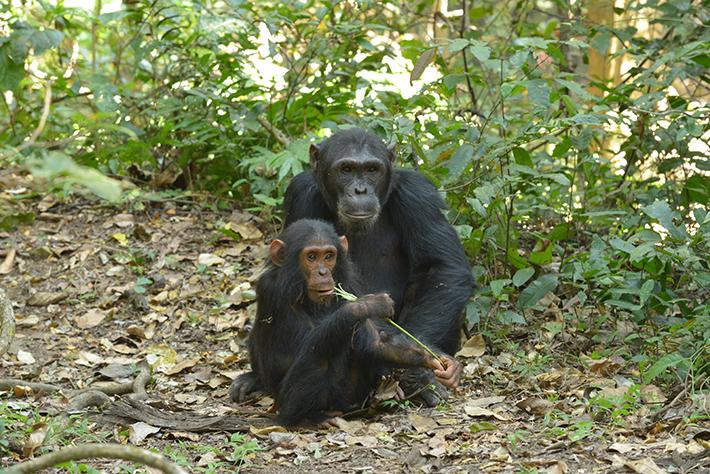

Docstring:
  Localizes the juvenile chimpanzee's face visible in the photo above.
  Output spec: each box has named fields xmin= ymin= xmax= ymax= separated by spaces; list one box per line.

xmin=310 ymin=130 xmax=394 ymax=234
xmin=298 ymin=240 xmax=338 ymax=304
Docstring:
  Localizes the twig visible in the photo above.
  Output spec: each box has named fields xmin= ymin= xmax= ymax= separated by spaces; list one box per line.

xmin=4 ymin=443 xmax=188 ymax=474
xmin=255 ymin=115 xmax=290 ymax=147
xmin=13 ymin=80 xmax=52 ymax=154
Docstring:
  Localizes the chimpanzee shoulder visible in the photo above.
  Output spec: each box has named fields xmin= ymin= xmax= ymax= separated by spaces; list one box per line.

xmin=283 ymin=171 xmax=332 ymax=225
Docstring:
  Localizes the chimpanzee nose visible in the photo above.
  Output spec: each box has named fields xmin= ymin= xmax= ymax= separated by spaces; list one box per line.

xmin=354 ymin=185 xmax=367 ymax=195
xmin=318 ymin=267 xmax=327 ymax=276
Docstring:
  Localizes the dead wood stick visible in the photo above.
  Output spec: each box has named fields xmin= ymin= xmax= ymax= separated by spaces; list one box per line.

xmin=0 ymin=287 xmax=15 ymax=355
xmin=3 ymin=443 xmax=188 ymax=474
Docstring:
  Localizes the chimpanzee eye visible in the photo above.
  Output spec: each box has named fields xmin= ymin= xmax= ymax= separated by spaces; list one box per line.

xmin=325 ymin=252 xmax=334 ymax=260
xmin=342 ymin=165 xmax=352 ymax=173
xmin=366 ymin=165 xmax=378 ymax=173
xmin=307 ymin=253 xmax=316 ymax=262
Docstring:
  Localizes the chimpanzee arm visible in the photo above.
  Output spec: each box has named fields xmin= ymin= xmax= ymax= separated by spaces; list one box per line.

xmin=298 ymin=294 xmax=393 ymax=358
xmin=389 ymin=170 xmax=475 ymax=355
xmin=351 ymin=319 xmax=437 ymax=369
xmin=283 ymin=172 xmax=333 ymax=226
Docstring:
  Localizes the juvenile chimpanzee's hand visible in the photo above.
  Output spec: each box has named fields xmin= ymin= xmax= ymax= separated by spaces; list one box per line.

xmin=348 ymin=293 xmax=395 ymax=320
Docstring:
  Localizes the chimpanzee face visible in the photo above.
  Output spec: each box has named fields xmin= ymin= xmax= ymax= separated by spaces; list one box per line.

xmin=310 ymin=130 xmax=394 ymax=233
xmin=269 ymin=234 xmax=349 ymax=305
xmin=298 ymin=241 xmax=338 ymax=304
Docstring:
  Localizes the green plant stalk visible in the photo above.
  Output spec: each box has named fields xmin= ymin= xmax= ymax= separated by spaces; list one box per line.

xmin=333 ymin=284 xmax=443 ymax=364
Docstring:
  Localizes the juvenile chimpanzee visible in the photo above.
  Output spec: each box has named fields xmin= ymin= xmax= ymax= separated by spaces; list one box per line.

xmin=281 ymin=128 xmax=475 ymax=406
xmin=229 ymin=219 xmax=441 ymax=426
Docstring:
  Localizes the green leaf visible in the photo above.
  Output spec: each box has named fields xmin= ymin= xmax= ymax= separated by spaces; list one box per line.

xmin=517 ymin=274 xmax=558 ymax=310
xmin=643 ymin=353 xmax=687 ymax=384
xmin=469 ymin=40 xmax=490 ymax=62
xmin=513 ymin=267 xmax=535 ymax=287
xmin=470 ymin=421 xmax=497 ymax=433
xmin=548 ymin=223 xmax=570 ymax=241
xmin=507 ymin=247 xmax=528 ymax=269
xmin=545 ymin=173 xmax=570 ymax=186
xmin=448 ymin=39 xmax=469 ymax=53
xmin=490 ymin=279 xmax=511 ymax=298
xmin=28 ymin=29 xmax=63 ymax=55
xmin=641 ymin=200 xmax=688 ymax=239
xmin=514 ymin=37 xmax=550 ymax=49
xmin=0 ymin=44 xmax=24 ymax=91
xmin=499 ymin=310 xmax=526 ymax=325
xmin=443 ymin=74 xmax=466 ymax=91
xmin=512 ymin=147 xmax=532 ymax=166
xmin=552 ymin=138 xmax=572 ymax=157
xmin=685 ymin=175 xmax=710 ymax=205
xmin=605 ymin=299 xmax=642 ymax=311
xmin=529 ymin=241 xmax=553 ymax=265
xmin=556 ymin=78 xmax=595 ymax=101
xmin=0 ymin=212 xmax=35 ymax=231
xmin=466 ymin=301 xmax=482 ymax=325
xmin=445 ymin=144 xmax=474 ymax=180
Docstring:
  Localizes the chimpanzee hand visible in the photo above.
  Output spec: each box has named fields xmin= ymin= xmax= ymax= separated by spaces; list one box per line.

xmin=433 ymin=354 xmax=462 ymax=389
xmin=348 ymin=293 xmax=395 ymax=320
xmin=399 ymin=366 xmax=450 ymax=407
xmin=229 ymin=371 xmax=263 ymax=403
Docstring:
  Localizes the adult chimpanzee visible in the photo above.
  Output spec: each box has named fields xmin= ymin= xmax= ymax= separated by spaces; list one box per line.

xmin=229 ymin=219 xmax=441 ymax=426
xmin=283 ymin=128 xmax=474 ymax=405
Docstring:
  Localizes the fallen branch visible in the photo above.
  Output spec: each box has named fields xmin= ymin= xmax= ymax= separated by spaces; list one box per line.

xmin=3 ymin=443 xmax=188 ymax=474
xmin=0 ymin=361 xmax=153 ymax=406
xmin=0 ymin=287 xmax=15 ymax=355
xmin=100 ymin=397 xmax=270 ymax=432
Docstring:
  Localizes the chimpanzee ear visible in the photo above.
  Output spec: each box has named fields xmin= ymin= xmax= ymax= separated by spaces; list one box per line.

xmin=269 ymin=239 xmax=285 ymax=267
xmin=309 ymin=143 xmax=321 ymax=171
xmin=387 ymin=142 xmax=396 ymax=164
xmin=339 ymin=235 xmax=349 ymax=256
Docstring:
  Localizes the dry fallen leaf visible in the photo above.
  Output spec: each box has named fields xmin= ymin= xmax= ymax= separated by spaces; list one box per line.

xmin=517 ymin=397 xmax=553 ymax=416
xmin=76 ymin=309 xmax=107 ymax=329
xmin=26 ymin=291 xmax=70 ymax=306
xmin=129 ymin=422 xmax=161 ymax=444
xmin=408 ymin=413 xmax=438 ymax=433
xmin=0 ymin=248 xmax=16 ymax=274
xmin=174 ymin=393 xmax=207 ymax=404
xmin=490 ymin=445 xmax=510 ymax=462
xmin=163 ymin=357 xmax=201 ymax=375
xmin=23 ymin=423 xmax=49 ymax=457
xmin=456 ymin=334 xmax=486 ymax=358
xmin=545 ymin=460 xmax=568 ymax=474
xmin=624 ymin=457 xmax=665 ymax=474
xmin=609 ymin=442 xmax=637 ymax=454
xmin=198 ymin=253 xmax=225 ymax=266
xmin=17 ymin=349 xmax=36 ymax=365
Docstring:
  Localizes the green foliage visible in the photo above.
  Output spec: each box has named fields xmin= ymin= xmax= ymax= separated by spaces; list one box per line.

xmin=1 ymin=0 xmax=708 ymax=396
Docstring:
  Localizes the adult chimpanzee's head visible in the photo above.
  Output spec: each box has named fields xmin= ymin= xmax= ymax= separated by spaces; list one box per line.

xmin=309 ymin=129 xmax=395 ymax=233
xmin=269 ymin=219 xmax=350 ymax=305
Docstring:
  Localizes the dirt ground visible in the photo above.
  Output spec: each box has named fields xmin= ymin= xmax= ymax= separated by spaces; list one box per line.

xmin=1 ymin=169 xmax=707 ymax=473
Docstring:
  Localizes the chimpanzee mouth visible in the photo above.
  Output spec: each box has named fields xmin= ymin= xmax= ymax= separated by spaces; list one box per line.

xmin=344 ymin=212 xmax=375 ymax=220
xmin=313 ymin=288 xmax=334 ymax=296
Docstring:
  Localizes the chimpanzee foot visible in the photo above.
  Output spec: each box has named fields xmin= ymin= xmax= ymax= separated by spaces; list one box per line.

xmin=316 ymin=411 xmax=345 ymax=429
xmin=400 ymin=367 xmax=450 ymax=407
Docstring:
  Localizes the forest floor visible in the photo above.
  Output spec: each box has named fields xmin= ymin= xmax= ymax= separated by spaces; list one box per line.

xmin=1 ymin=169 xmax=707 ymax=473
